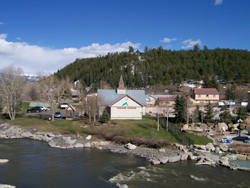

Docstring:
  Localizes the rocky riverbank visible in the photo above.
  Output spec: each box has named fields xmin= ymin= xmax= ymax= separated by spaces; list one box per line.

xmin=0 ymin=123 xmax=250 ymax=172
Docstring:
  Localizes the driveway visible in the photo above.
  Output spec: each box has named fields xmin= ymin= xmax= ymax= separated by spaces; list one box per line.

xmin=23 ymin=110 xmax=81 ymax=120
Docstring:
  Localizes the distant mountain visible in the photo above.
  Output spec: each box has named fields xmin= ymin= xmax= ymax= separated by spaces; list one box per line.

xmin=24 ymin=74 xmax=42 ymax=82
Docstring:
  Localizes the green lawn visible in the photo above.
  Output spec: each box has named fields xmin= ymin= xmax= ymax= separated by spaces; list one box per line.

xmin=1 ymin=114 xmax=212 ymax=145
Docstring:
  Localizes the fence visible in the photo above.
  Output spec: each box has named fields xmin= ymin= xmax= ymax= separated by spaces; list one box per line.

xmin=159 ymin=117 xmax=194 ymax=146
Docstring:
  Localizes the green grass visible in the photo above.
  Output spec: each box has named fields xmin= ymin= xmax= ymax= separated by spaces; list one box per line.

xmin=184 ymin=132 xmax=213 ymax=145
xmin=82 ymin=116 xmax=178 ymax=143
xmin=1 ymin=116 xmax=86 ymax=135
xmin=1 ymin=114 xmax=212 ymax=145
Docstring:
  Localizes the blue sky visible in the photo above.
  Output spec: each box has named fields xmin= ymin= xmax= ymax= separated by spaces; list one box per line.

xmin=0 ymin=0 xmax=249 ymax=74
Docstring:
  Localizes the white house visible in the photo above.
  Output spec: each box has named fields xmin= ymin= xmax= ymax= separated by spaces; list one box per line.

xmin=97 ymin=75 xmax=146 ymax=119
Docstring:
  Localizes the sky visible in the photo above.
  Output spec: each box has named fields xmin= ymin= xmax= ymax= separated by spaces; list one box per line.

xmin=0 ymin=0 xmax=250 ymax=75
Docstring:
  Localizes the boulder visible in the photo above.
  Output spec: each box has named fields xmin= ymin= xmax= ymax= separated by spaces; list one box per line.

xmin=0 ymin=184 xmax=15 ymax=188
xmin=181 ymin=124 xmax=189 ymax=130
xmin=180 ymin=154 xmax=188 ymax=160
xmin=206 ymin=143 xmax=215 ymax=152
xmin=175 ymin=143 xmax=186 ymax=150
xmin=219 ymin=158 xmax=229 ymax=166
xmin=226 ymin=154 xmax=237 ymax=161
xmin=0 ymin=159 xmax=9 ymax=164
xmin=194 ymin=144 xmax=206 ymax=150
xmin=120 ymin=184 xmax=128 ymax=188
xmin=86 ymin=135 xmax=92 ymax=140
xmin=150 ymin=159 xmax=160 ymax=165
xmin=74 ymin=143 xmax=84 ymax=148
xmin=236 ymin=154 xmax=247 ymax=160
xmin=219 ymin=144 xmax=228 ymax=152
xmin=84 ymin=142 xmax=91 ymax=148
xmin=159 ymin=156 xmax=169 ymax=164
xmin=217 ymin=123 xmax=228 ymax=131
xmin=124 ymin=143 xmax=136 ymax=150
xmin=100 ymin=141 xmax=111 ymax=146
xmin=168 ymin=155 xmax=181 ymax=163
xmin=159 ymin=148 xmax=166 ymax=153
xmin=215 ymin=147 xmax=223 ymax=154
xmin=91 ymin=141 xmax=100 ymax=146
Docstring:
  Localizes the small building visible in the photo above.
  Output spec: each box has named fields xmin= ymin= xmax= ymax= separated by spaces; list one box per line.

xmin=98 ymin=76 xmax=146 ymax=119
xmin=189 ymin=88 xmax=219 ymax=105
xmin=157 ymin=96 xmax=176 ymax=107
xmin=65 ymin=104 xmax=75 ymax=120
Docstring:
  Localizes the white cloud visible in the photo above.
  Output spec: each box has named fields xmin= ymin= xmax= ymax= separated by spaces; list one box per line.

xmin=0 ymin=33 xmax=7 ymax=39
xmin=181 ymin=39 xmax=201 ymax=49
xmin=160 ymin=38 xmax=177 ymax=43
xmin=215 ymin=0 xmax=223 ymax=5
xmin=0 ymin=34 xmax=140 ymax=74
xmin=16 ymin=37 xmax=21 ymax=40
xmin=0 ymin=22 xmax=4 ymax=25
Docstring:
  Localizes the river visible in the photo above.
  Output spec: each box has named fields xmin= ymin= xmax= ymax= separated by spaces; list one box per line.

xmin=0 ymin=139 xmax=250 ymax=188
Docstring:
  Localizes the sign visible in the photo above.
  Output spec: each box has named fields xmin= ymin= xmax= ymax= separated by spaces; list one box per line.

xmin=117 ymin=107 xmax=136 ymax=109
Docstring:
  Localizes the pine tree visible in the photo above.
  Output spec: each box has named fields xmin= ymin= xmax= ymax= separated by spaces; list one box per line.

xmin=99 ymin=109 xmax=110 ymax=123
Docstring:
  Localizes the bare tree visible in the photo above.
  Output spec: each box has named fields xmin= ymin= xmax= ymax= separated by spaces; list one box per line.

xmin=83 ymin=94 xmax=99 ymax=122
xmin=0 ymin=65 xmax=25 ymax=120
xmin=39 ymin=75 xmax=72 ymax=121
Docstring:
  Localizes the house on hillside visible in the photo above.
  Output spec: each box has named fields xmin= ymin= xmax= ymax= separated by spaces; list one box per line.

xmin=97 ymin=75 xmax=146 ymax=120
xmin=189 ymin=88 xmax=219 ymax=105
xmin=157 ymin=96 xmax=176 ymax=107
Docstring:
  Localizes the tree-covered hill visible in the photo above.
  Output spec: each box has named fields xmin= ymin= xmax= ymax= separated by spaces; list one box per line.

xmin=55 ymin=45 xmax=250 ymax=90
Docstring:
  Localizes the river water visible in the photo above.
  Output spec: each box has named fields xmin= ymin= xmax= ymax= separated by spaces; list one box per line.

xmin=0 ymin=139 xmax=250 ymax=188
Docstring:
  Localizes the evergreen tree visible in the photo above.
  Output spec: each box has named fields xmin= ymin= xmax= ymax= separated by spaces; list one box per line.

xmin=237 ymin=106 xmax=247 ymax=120
xmin=99 ymin=109 xmax=110 ymax=123
xmin=205 ymin=102 xmax=214 ymax=122
xmin=219 ymin=105 xmax=232 ymax=124
xmin=174 ymin=95 xmax=187 ymax=123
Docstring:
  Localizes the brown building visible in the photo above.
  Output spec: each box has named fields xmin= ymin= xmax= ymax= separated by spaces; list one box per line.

xmin=189 ymin=88 xmax=219 ymax=105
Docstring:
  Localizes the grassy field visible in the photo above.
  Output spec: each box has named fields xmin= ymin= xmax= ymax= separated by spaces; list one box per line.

xmin=1 ymin=114 xmax=212 ymax=145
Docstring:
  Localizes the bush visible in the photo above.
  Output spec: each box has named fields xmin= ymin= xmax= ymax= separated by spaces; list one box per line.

xmin=99 ymin=109 xmax=110 ymax=123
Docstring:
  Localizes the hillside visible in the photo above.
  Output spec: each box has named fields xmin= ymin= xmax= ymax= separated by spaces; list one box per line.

xmin=55 ymin=46 xmax=250 ymax=90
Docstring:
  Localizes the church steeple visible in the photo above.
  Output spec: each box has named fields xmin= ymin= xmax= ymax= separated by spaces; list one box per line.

xmin=117 ymin=75 xmax=126 ymax=94
xmin=119 ymin=75 xmax=124 ymax=88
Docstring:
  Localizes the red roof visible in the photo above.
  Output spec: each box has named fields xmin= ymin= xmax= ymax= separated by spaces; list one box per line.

xmin=193 ymin=88 xmax=219 ymax=95
xmin=158 ymin=97 xmax=175 ymax=101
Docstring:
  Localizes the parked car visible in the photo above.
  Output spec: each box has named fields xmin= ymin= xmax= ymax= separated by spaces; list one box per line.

xmin=27 ymin=106 xmax=42 ymax=113
xmin=54 ymin=111 xmax=61 ymax=118
xmin=40 ymin=106 xmax=48 ymax=111
xmin=243 ymin=137 xmax=250 ymax=143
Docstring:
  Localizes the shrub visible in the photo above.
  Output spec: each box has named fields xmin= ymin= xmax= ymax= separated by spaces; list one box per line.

xmin=99 ymin=109 xmax=110 ymax=123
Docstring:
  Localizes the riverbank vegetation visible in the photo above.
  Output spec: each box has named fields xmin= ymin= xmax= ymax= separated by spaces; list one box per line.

xmin=1 ymin=115 xmax=212 ymax=146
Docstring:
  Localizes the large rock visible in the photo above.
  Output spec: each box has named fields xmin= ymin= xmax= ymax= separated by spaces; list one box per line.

xmin=74 ymin=143 xmax=84 ymax=148
xmin=217 ymin=123 xmax=228 ymax=131
xmin=226 ymin=154 xmax=237 ymax=161
xmin=0 ymin=184 xmax=15 ymax=188
xmin=206 ymin=143 xmax=215 ymax=152
xmin=175 ymin=143 xmax=186 ymax=150
xmin=100 ymin=141 xmax=111 ymax=146
xmin=84 ymin=142 xmax=91 ymax=148
xmin=180 ymin=154 xmax=188 ymax=160
xmin=124 ymin=143 xmax=136 ymax=150
xmin=159 ymin=156 xmax=169 ymax=164
xmin=194 ymin=145 xmax=206 ymax=150
xmin=86 ymin=135 xmax=92 ymax=140
xmin=219 ymin=144 xmax=228 ymax=152
xmin=159 ymin=148 xmax=166 ymax=153
xmin=149 ymin=159 xmax=160 ymax=165
xmin=168 ymin=155 xmax=181 ymax=163
xmin=236 ymin=154 xmax=247 ymax=160
xmin=0 ymin=159 xmax=9 ymax=164
xmin=181 ymin=124 xmax=189 ymax=130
